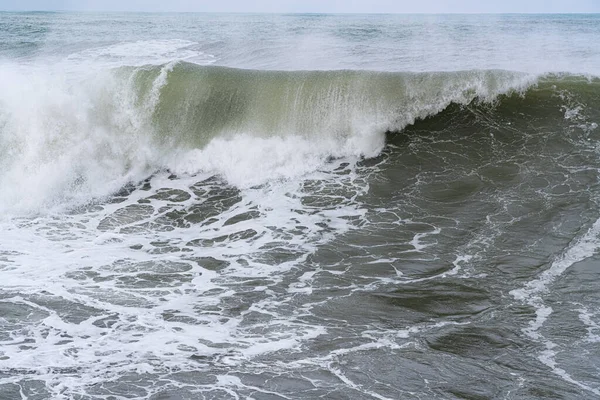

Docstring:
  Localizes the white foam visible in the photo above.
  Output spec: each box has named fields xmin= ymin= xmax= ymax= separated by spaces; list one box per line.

xmin=169 ymin=133 xmax=384 ymax=189
xmin=578 ymin=307 xmax=600 ymax=343
xmin=65 ymin=39 xmax=216 ymax=68
xmin=0 ymin=62 xmax=162 ymax=214
xmin=0 ymin=155 xmax=371 ymax=397
xmin=510 ymin=218 xmax=600 ymax=303
xmin=510 ymin=217 xmax=600 ymax=395
xmin=537 ymin=341 xmax=600 ymax=396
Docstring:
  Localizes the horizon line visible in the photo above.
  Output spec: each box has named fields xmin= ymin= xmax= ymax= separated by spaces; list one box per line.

xmin=1 ymin=10 xmax=600 ymax=14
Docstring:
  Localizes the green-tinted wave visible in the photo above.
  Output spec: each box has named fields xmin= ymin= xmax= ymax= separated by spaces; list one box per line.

xmin=118 ymin=62 xmax=564 ymax=148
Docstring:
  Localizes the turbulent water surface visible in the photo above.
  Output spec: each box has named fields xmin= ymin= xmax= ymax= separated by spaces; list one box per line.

xmin=1 ymin=12 xmax=600 ymax=399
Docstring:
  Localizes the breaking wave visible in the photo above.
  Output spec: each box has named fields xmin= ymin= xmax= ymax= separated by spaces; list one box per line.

xmin=0 ymin=60 xmax=597 ymax=213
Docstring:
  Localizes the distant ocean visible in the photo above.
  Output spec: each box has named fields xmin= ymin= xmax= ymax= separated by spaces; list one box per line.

xmin=1 ymin=12 xmax=600 ymax=399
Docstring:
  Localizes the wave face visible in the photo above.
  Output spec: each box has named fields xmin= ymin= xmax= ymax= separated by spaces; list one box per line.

xmin=0 ymin=62 xmax=544 ymax=213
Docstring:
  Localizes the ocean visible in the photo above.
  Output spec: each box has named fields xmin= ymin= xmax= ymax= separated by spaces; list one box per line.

xmin=0 ymin=12 xmax=600 ymax=399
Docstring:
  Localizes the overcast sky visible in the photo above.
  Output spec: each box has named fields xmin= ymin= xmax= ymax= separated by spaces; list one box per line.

xmin=1 ymin=0 xmax=599 ymax=13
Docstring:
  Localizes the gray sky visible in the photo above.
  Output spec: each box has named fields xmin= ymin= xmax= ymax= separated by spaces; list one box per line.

xmin=1 ymin=0 xmax=599 ymax=13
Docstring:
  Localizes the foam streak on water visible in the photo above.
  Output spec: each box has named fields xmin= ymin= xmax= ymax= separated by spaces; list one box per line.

xmin=509 ymin=218 xmax=600 ymax=396
xmin=0 ymin=162 xmax=371 ymax=398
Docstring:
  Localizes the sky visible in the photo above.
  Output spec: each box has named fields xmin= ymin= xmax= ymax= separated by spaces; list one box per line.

xmin=1 ymin=0 xmax=599 ymax=13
